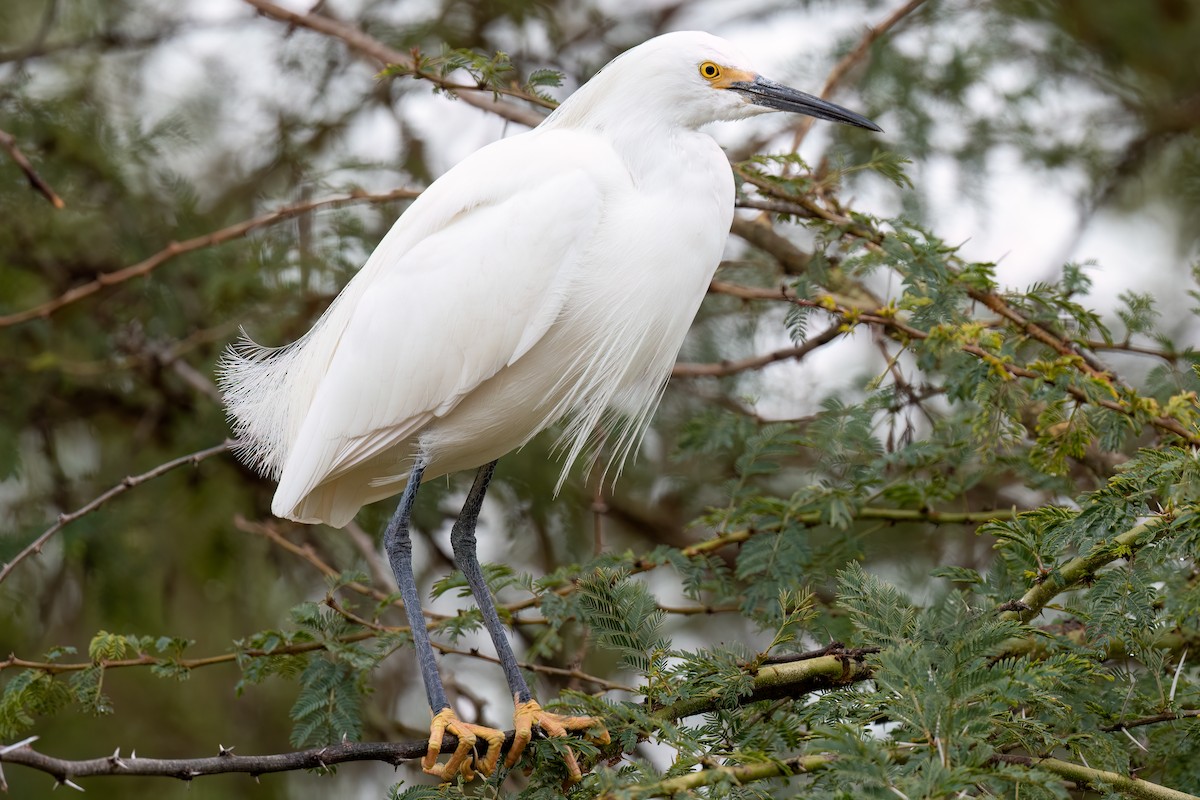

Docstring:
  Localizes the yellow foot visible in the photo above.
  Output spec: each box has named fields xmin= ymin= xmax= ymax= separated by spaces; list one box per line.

xmin=423 ymin=707 xmax=506 ymax=782
xmin=508 ymin=695 xmax=610 ymax=784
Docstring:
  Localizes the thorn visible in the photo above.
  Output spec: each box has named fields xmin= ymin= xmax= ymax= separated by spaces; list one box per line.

xmin=54 ymin=777 xmax=85 ymax=792
xmin=130 ymin=750 xmax=137 ymax=760
xmin=218 ymin=744 xmax=235 ymax=757
xmin=108 ymin=747 xmax=127 ymax=770
xmin=0 ymin=735 xmax=39 ymax=755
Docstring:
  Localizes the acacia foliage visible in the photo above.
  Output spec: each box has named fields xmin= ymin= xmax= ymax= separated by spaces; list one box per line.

xmin=1 ymin=1 xmax=1199 ymax=799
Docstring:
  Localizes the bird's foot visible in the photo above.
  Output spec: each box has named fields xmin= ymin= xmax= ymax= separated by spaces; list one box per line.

xmin=507 ymin=695 xmax=610 ymax=784
xmin=422 ymin=707 xmax=506 ymax=782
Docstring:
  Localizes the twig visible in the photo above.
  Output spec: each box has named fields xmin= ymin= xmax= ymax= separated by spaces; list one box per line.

xmin=791 ymin=0 xmax=926 ymax=150
xmin=0 ymin=188 xmax=419 ymax=328
xmin=0 ymin=127 xmax=65 ymax=209
xmin=437 ymin=642 xmax=634 ymax=693
xmin=0 ymin=441 xmax=234 ymax=584
xmin=1100 ymin=709 xmax=1200 ymax=732
xmin=343 ymin=519 xmax=396 ymax=591
xmin=672 ymin=324 xmax=843 ymax=377
xmin=0 ymin=631 xmax=375 ymax=675
xmin=241 ymin=0 xmax=547 ymax=127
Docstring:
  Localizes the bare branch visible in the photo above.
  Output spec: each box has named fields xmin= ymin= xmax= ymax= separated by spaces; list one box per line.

xmin=672 ymin=324 xmax=843 ymax=377
xmin=0 ymin=441 xmax=234 ymax=585
xmin=0 ymin=128 xmax=65 ymax=209
xmin=0 ymin=188 xmax=418 ymax=328
xmin=241 ymin=0 xmax=547 ymax=128
xmin=790 ymin=0 xmax=927 ymax=150
xmin=1101 ymin=709 xmax=1200 ymax=732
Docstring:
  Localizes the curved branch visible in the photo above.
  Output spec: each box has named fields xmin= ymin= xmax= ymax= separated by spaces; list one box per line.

xmin=0 ymin=188 xmax=419 ymax=328
xmin=672 ymin=324 xmax=843 ymax=377
xmin=241 ymin=0 xmax=547 ymax=128
xmin=0 ymin=440 xmax=234 ymax=584
xmin=998 ymin=516 xmax=1169 ymax=624
xmin=790 ymin=0 xmax=927 ymax=149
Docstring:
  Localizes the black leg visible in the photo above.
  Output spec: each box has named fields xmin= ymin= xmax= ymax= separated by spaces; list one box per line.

xmin=450 ymin=460 xmax=533 ymax=703
xmin=381 ymin=454 xmax=450 ymax=712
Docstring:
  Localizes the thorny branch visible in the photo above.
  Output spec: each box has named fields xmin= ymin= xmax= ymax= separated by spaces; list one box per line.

xmin=0 ymin=646 xmax=867 ymax=789
xmin=0 ymin=188 xmax=419 ymax=328
xmin=0 ymin=505 xmax=1017 ymax=674
xmin=6 ymin=643 xmax=1195 ymax=799
xmin=0 ymin=440 xmax=235 ymax=585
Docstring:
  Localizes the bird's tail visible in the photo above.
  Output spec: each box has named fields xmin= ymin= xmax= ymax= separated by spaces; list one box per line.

xmin=217 ymin=332 xmax=305 ymax=479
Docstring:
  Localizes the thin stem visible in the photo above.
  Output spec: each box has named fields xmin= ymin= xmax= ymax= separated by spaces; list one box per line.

xmin=0 ymin=441 xmax=234 ymax=584
xmin=0 ymin=188 xmax=418 ymax=327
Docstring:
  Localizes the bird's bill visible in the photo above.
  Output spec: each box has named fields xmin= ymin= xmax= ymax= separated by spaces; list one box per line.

xmin=729 ymin=76 xmax=881 ymax=131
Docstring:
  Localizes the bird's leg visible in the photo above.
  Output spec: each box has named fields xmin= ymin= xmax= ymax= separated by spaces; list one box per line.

xmin=450 ymin=461 xmax=609 ymax=783
xmin=382 ymin=456 xmax=502 ymax=782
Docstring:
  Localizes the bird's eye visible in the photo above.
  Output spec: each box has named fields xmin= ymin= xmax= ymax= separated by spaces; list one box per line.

xmin=699 ymin=61 xmax=722 ymax=80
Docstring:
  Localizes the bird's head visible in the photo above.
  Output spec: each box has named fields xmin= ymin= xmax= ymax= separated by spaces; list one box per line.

xmin=549 ymin=31 xmax=881 ymax=133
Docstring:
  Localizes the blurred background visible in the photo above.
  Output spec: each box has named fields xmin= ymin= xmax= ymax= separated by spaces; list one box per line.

xmin=1 ymin=0 xmax=1197 ymax=797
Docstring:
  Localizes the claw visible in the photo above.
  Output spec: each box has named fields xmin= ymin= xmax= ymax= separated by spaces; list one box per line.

xmin=507 ymin=695 xmax=609 ymax=784
xmin=422 ymin=707 xmax=506 ymax=782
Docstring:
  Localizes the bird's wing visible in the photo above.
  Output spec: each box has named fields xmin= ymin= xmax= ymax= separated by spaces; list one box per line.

xmin=269 ymin=129 xmax=625 ymax=519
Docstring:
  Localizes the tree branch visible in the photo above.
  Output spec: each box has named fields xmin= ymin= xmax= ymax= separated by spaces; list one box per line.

xmin=0 ymin=646 xmax=870 ymax=787
xmin=707 ymin=276 xmax=1200 ymax=446
xmin=241 ymin=0 xmax=547 ymax=128
xmin=998 ymin=516 xmax=1170 ymax=624
xmin=0 ymin=440 xmax=234 ymax=585
xmin=0 ymin=188 xmax=419 ymax=328
xmin=671 ymin=324 xmax=843 ymax=377
xmin=1101 ymin=710 xmax=1200 ymax=732
xmin=790 ymin=0 xmax=927 ymax=149
xmin=0 ymin=128 xmax=65 ymax=209
xmin=632 ymin=754 xmax=834 ymax=798
xmin=994 ymin=754 xmax=1200 ymax=800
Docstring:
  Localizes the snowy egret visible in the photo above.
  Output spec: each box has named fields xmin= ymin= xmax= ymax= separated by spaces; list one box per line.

xmin=221 ymin=30 xmax=879 ymax=781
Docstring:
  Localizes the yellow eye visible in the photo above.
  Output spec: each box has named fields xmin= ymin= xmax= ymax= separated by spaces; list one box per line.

xmin=699 ymin=61 xmax=722 ymax=80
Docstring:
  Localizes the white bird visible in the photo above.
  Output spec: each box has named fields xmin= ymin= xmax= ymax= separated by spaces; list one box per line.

xmin=221 ymin=30 xmax=879 ymax=782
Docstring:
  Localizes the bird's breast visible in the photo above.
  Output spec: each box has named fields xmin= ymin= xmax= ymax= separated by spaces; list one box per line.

xmin=421 ymin=133 xmax=733 ymax=477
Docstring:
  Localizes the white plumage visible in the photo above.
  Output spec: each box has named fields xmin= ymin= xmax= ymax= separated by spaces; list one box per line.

xmin=219 ymin=31 xmax=880 ymax=782
xmin=220 ymin=31 xmax=878 ymax=528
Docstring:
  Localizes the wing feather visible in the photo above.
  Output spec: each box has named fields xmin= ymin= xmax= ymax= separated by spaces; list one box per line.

xmin=220 ymin=129 xmax=623 ymax=524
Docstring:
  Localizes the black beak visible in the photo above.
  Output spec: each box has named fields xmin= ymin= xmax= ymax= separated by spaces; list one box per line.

xmin=729 ymin=76 xmax=881 ymax=132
